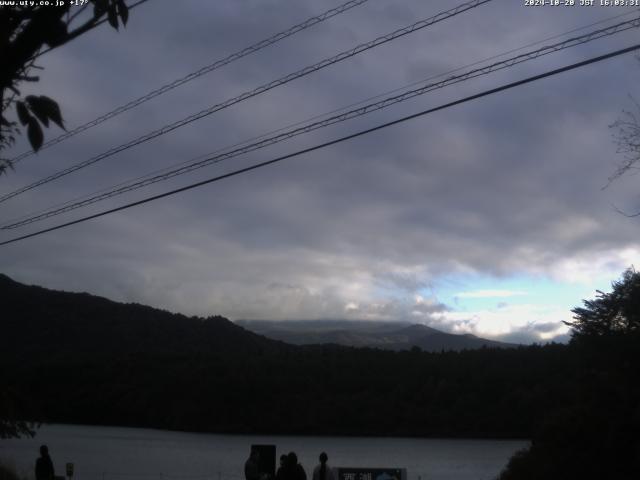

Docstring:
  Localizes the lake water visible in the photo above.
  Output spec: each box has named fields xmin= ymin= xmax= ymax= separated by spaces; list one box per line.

xmin=0 ymin=425 xmax=527 ymax=480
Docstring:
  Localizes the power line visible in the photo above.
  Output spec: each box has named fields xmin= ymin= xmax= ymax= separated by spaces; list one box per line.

xmin=1 ymin=42 xmax=638 ymax=248
xmin=38 ymin=0 xmax=634 ymax=226
xmin=5 ymin=15 xmax=636 ymax=228
xmin=10 ymin=0 xmax=371 ymax=163
xmin=0 ymin=0 xmax=493 ymax=205
xmin=4 ymin=16 xmax=638 ymax=230
xmin=5 ymin=8 xmax=633 ymax=229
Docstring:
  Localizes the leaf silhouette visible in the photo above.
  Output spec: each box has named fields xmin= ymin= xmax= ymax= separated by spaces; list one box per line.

xmin=93 ymin=0 xmax=108 ymax=17
xmin=26 ymin=96 xmax=49 ymax=127
xmin=43 ymin=19 xmax=68 ymax=48
xmin=27 ymin=118 xmax=44 ymax=151
xmin=16 ymin=101 xmax=31 ymax=126
xmin=107 ymin=5 xmax=119 ymax=30
xmin=26 ymin=96 xmax=65 ymax=130
xmin=116 ymin=0 xmax=129 ymax=26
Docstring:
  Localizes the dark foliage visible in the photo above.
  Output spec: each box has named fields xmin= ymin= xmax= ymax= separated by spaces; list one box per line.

xmin=0 ymin=386 xmax=37 ymax=439
xmin=0 ymin=0 xmax=130 ymax=172
xmin=1 ymin=273 xmax=567 ymax=438
xmin=565 ymin=267 xmax=640 ymax=337
xmin=498 ymin=269 xmax=640 ymax=480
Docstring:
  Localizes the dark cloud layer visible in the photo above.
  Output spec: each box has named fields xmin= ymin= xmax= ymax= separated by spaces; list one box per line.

xmin=2 ymin=0 xmax=639 ymax=341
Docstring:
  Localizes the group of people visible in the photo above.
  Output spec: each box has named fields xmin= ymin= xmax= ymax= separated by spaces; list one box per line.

xmin=38 ymin=443 xmax=335 ymax=480
xmin=245 ymin=449 xmax=335 ymax=480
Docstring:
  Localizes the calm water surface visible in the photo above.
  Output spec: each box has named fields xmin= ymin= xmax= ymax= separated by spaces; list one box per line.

xmin=0 ymin=425 xmax=527 ymax=480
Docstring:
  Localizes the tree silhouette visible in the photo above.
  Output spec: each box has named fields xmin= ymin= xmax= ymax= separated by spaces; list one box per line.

xmin=499 ymin=268 xmax=640 ymax=479
xmin=0 ymin=1 xmax=134 ymax=438
xmin=608 ymin=96 xmax=640 ymax=217
xmin=0 ymin=0 xmax=132 ymax=175
xmin=565 ymin=267 xmax=640 ymax=337
xmin=0 ymin=387 xmax=38 ymax=439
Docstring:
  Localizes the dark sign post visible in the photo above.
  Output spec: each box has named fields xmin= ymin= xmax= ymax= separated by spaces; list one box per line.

xmin=251 ymin=444 xmax=276 ymax=479
xmin=337 ymin=468 xmax=406 ymax=480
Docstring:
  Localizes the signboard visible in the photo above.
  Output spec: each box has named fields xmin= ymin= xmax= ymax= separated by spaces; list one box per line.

xmin=336 ymin=468 xmax=406 ymax=480
xmin=65 ymin=463 xmax=74 ymax=478
xmin=251 ymin=444 xmax=276 ymax=479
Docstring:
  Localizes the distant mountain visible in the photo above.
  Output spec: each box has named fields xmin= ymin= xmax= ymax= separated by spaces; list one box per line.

xmin=235 ymin=319 xmax=518 ymax=351
xmin=0 ymin=273 xmax=515 ymax=355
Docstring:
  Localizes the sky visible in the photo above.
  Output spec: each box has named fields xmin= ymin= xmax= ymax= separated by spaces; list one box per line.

xmin=2 ymin=0 xmax=640 ymax=344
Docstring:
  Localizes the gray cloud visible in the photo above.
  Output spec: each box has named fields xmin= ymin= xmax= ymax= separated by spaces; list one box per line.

xmin=496 ymin=321 xmax=572 ymax=345
xmin=2 ymin=0 xmax=640 ymax=341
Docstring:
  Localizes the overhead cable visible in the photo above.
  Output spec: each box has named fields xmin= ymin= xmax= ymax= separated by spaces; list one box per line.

xmin=1 ymin=42 xmax=638 ymax=247
xmin=0 ymin=0 xmax=493 ymax=204
xmin=4 ymin=16 xmax=639 ymax=230
xmin=10 ymin=0 xmax=371 ymax=163
xmin=6 ymin=7 xmax=632 ymax=229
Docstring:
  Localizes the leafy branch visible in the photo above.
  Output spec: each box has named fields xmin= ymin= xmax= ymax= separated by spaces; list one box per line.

xmin=0 ymin=0 xmax=132 ymax=175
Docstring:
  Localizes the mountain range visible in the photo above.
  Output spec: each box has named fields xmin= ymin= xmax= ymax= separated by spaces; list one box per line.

xmin=236 ymin=319 xmax=518 ymax=351
xmin=1 ymin=272 xmax=516 ymax=353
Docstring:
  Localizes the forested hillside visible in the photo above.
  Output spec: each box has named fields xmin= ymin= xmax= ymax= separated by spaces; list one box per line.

xmin=2 ymin=273 xmax=564 ymax=438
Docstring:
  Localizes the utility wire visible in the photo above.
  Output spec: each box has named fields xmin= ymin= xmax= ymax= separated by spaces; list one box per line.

xmin=4 ymin=16 xmax=639 ymax=230
xmin=4 ymin=8 xmax=633 ymax=229
xmin=1 ymin=42 xmax=638 ymax=248
xmin=0 ymin=0 xmax=493 ymax=205
xmin=10 ymin=0 xmax=371 ymax=163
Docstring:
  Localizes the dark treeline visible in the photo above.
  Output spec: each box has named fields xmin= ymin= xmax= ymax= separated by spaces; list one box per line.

xmin=1 ymin=274 xmax=570 ymax=438
xmin=1 ymin=272 xmax=639 ymax=478
xmin=497 ymin=333 xmax=640 ymax=479
xmin=6 ymin=334 xmax=574 ymax=438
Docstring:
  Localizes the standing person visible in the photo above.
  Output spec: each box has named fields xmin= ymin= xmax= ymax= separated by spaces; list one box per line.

xmin=245 ymin=447 xmax=260 ymax=480
xmin=286 ymin=452 xmax=306 ymax=480
xmin=276 ymin=455 xmax=287 ymax=480
xmin=312 ymin=453 xmax=335 ymax=480
xmin=35 ymin=445 xmax=54 ymax=480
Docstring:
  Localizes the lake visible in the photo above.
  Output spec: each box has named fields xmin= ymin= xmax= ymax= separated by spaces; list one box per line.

xmin=0 ymin=425 xmax=527 ymax=480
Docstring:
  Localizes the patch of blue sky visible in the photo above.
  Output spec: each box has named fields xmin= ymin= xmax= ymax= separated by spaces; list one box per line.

xmin=431 ymin=272 xmax=613 ymax=313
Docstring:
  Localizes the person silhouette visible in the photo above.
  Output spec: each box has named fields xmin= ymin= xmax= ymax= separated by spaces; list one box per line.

xmin=312 ymin=452 xmax=335 ymax=480
xmin=286 ymin=452 xmax=306 ymax=480
xmin=35 ymin=445 xmax=55 ymax=480
xmin=276 ymin=455 xmax=287 ymax=480
xmin=245 ymin=447 xmax=260 ymax=480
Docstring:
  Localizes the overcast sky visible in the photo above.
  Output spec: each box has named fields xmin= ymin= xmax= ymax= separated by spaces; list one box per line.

xmin=2 ymin=0 xmax=640 ymax=343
